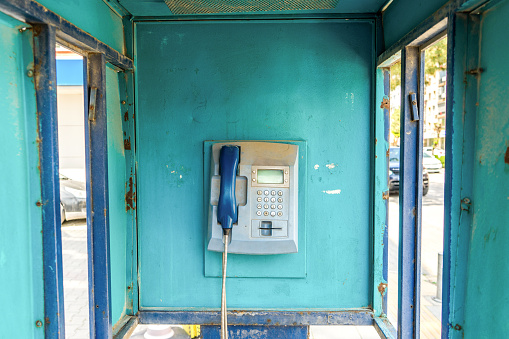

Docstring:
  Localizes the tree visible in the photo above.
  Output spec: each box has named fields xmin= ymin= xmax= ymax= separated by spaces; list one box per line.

xmin=388 ymin=37 xmax=447 ymax=89
xmin=424 ymin=37 xmax=447 ymax=79
xmin=391 ymin=108 xmax=400 ymax=139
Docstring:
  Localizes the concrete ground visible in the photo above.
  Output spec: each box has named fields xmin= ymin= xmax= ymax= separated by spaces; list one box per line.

xmin=61 ymin=219 xmax=89 ymax=339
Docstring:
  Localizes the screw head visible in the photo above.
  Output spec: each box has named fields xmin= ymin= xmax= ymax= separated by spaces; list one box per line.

xmin=35 ymin=320 xmax=43 ymax=327
xmin=27 ymin=69 xmax=34 ymax=77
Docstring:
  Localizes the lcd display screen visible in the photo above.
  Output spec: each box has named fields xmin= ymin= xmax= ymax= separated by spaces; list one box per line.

xmin=257 ymin=169 xmax=284 ymax=184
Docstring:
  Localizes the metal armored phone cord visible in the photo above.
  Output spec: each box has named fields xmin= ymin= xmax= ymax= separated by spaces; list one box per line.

xmin=221 ymin=230 xmax=230 ymax=339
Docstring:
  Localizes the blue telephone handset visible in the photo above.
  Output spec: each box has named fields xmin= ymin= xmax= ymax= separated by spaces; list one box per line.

xmin=217 ymin=146 xmax=240 ymax=234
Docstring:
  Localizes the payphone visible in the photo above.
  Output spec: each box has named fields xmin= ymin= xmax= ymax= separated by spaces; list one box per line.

xmin=207 ymin=141 xmax=299 ymax=255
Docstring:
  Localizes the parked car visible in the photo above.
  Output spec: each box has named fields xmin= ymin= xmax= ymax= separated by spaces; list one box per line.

xmin=424 ymin=146 xmax=445 ymax=158
xmin=423 ymin=151 xmax=443 ymax=173
xmin=59 ymin=174 xmax=87 ymax=223
xmin=389 ymin=148 xmax=429 ymax=196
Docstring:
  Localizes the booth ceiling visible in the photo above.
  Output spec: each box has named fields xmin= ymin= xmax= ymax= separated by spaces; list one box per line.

xmin=118 ymin=0 xmax=388 ymax=16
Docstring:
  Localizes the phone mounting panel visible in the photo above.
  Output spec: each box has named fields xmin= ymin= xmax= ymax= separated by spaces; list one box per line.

xmin=207 ymin=141 xmax=299 ymax=255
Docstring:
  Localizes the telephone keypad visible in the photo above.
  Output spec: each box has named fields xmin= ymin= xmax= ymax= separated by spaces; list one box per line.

xmin=253 ymin=187 xmax=288 ymax=220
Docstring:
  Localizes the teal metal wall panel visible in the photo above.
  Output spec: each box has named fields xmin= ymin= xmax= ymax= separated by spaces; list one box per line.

xmin=106 ymin=66 xmax=129 ymax=325
xmin=0 ymin=12 xmax=44 ymax=338
xmin=463 ymin=1 xmax=509 ymax=337
xmin=382 ymin=0 xmax=448 ymax=49
xmin=36 ymin=0 xmax=124 ymax=54
xmin=135 ymin=20 xmax=373 ymax=310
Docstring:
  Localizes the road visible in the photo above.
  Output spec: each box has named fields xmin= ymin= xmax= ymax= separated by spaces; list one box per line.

xmin=387 ymin=169 xmax=444 ymax=338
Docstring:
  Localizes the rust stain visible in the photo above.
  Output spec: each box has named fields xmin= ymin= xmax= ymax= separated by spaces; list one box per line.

xmin=386 ymin=149 xmax=390 ymax=158
xmin=382 ymin=191 xmax=389 ymax=200
xmin=124 ymin=137 xmax=131 ymax=150
xmin=124 ymin=111 xmax=129 ymax=121
xmin=266 ymin=319 xmax=271 ymax=323
xmin=378 ymin=282 xmax=387 ymax=296
xmin=505 ymin=147 xmax=509 ymax=164
xmin=380 ymin=97 xmax=390 ymax=110
xmin=125 ymin=176 xmax=136 ymax=211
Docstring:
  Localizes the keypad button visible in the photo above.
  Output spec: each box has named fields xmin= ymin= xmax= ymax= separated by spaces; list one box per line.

xmin=277 ymin=205 xmax=283 ymax=210
xmin=270 ymin=211 xmax=276 ymax=217
xmin=257 ymin=197 xmax=262 ymax=202
xmin=270 ymin=204 xmax=276 ymax=209
xmin=264 ymin=190 xmax=269 ymax=195
xmin=278 ymin=191 xmax=283 ymax=196
xmin=271 ymin=197 xmax=276 ymax=202
xmin=256 ymin=211 xmax=262 ymax=216
xmin=257 ymin=204 xmax=262 ymax=209
xmin=271 ymin=190 xmax=276 ymax=196
xmin=257 ymin=190 xmax=262 ymax=195
xmin=263 ymin=211 xmax=269 ymax=216
xmin=277 ymin=211 xmax=283 ymax=217
xmin=264 ymin=197 xmax=269 ymax=202
xmin=278 ymin=198 xmax=283 ymax=203
xmin=264 ymin=204 xmax=269 ymax=209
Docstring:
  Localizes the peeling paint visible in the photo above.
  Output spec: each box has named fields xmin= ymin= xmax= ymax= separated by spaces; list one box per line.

xmin=325 ymin=163 xmax=336 ymax=169
xmin=125 ymin=176 xmax=136 ymax=211
xmin=314 ymin=164 xmax=319 ymax=170
xmin=322 ymin=189 xmax=341 ymax=195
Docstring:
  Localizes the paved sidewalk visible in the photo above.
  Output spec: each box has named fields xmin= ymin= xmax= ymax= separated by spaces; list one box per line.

xmin=62 ymin=220 xmax=89 ymax=339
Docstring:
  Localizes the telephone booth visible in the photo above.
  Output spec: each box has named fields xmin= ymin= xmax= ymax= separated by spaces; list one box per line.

xmin=1 ymin=0 xmax=508 ymax=338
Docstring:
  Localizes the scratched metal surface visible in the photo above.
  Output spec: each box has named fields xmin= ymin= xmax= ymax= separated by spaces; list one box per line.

xmin=34 ymin=0 xmax=125 ymax=54
xmin=382 ymin=0 xmax=448 ymax=49
xmin=0 ymin=12 xmax=44 ymax=339
xmin=135 ymin=20 xmax=374 ymax=309
xmin=462 ymin=1 xmax=509 ymax=337
xmin=106 ymin=65 xmax=129 ymax=327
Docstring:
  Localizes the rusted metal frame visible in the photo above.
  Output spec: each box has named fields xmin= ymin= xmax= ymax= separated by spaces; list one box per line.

xmin=139 ymin=310 xmax=374 ymax=326
xmin=374 ymin=316 xmax=397 ymax=339
xmin=33 ymin=23 xmax=66 ymax=339
xmin=0 ymin=0 xmax=133 ymax=70
xmin=372 ymin=28 xmax=389 ymax=321
xmin=113 ymin=316 xmax=139 ymax=339
xmin=85 ymin=53 xmax=113 ymax=339
xmin=131 ymin=13 xmax=376 ymax=22
xmin=200 ymin=325 xmax=308 ymax=338
xmin=382 ymin=68 xmax=391 ymax=316
xmin=398 ymin=46 xmax=423 ymax=338
xmin=441 ymin=12 xmax=479 ymax=339
xmin=118 ymin=70 xmax=139 ymax=317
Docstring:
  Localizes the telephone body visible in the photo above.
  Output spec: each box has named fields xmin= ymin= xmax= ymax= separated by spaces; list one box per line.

xmin=207 ymin=141 xmax=299 ymax=255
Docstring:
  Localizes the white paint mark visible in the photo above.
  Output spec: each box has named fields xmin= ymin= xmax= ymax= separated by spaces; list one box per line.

xmin=179 ymin=175 xmax=182 ymax=179
xmin=314 ymin=164 xmax=320 ymax=170
xmin=322 ymin=189 xmax=342 ymax=195
xmin=171 ymin=170 xmax=175 ymax=173
xmin=326 ymin=163 xmax=336 ymax=169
